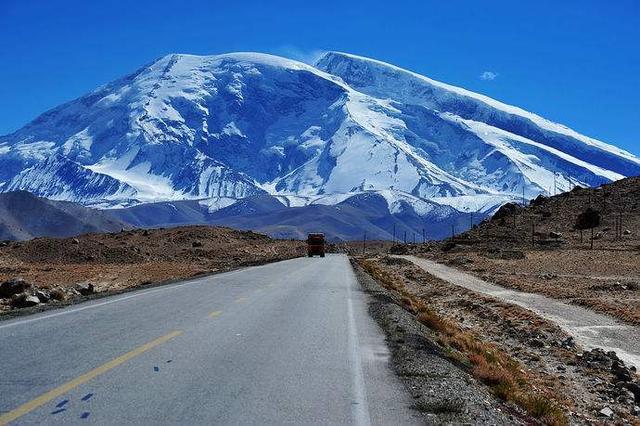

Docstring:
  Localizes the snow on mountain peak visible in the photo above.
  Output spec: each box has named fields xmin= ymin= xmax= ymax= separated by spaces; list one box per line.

xmin=0 ymin=51 xmax=637 ymax=225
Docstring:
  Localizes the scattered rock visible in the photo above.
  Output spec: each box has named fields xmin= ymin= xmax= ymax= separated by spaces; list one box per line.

xmin=75 ymin=282 xmax=95 ymax=296
xmin=599 ymin=407 xmax=614 ymax=417
xmin=538 ymin=272 xmax=558 ymax=280
xmin=529 ymin=338 xmax=545 ymax=348
xmin=549 ymin=231 xmax=563 ymax=239
xmin=71 ymin=238 xmax=80 ymax=245
xmin=611 ymin=360 xmax=633 ymax=382
xmin=0 ymin=278 xmax=32 ymax=298
xmin=623 ymin=229 xmax=632 ymax=236
xmin=35 ymin=290 xmax=50 ymax=303
xmin=192 ymin=240 xmax=203 ymax=248
xmin=560 ymin=336 xmax=575 ymax=349
xmin=10 ymin=293 xmax=40 ymax=308
xmin=625 ymin=383 xmax=640 ymax=403
xmin=632 ymin=405 xmax=640 ymax=416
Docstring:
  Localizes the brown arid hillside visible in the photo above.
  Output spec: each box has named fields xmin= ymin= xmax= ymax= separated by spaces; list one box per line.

xmin=413 ymin=176 xmax=640 ymax=325
xmin=0 ymin=226 xmax=305 ymax=315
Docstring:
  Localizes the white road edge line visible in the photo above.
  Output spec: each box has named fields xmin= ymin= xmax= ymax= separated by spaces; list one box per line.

xmin=0 ymin=259 xmax=302 ymax=330
xmin=346 ymin=258 xmax=372 ymax=426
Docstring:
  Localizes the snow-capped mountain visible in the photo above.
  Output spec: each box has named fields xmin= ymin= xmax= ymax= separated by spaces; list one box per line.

xmin=1 ymin=51 xmax=638 ymax=228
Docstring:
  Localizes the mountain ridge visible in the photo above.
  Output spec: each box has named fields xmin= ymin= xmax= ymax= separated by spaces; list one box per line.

xmin=0 ymin=51 xmax=637 ymax=232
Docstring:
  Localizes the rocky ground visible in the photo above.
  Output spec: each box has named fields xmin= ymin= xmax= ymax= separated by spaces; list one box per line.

xmin=0 ymin=226 xmax=305 ymax=316
xmin=391 ymin=177 xmax=640 ymax=325
xmin=356 ymin=255 xmax=640 ymax=425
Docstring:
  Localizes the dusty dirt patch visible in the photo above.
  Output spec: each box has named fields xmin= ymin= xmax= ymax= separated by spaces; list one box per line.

xmin=0 ymin=226 xmax=305 ymax=316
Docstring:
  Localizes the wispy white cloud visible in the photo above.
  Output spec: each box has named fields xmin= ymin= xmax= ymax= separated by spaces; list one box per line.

xmin=480 ymin=71 xmax=499 ymax=81
xmin=271 ymin=45 xmax=326 ymax=65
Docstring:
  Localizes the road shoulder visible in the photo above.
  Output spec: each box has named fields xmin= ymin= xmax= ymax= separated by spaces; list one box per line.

xmin=351 ymin=258 xmax=518 ymax=424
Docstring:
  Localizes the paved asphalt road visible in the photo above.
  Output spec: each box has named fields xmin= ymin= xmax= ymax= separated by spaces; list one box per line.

xmin=0 ymin=255 xmax=422 ymax=425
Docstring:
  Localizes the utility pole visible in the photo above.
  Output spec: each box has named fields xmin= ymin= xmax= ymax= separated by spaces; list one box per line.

xmin=422 ymin=228 xmax=425 ymax=244
xmin=554 ymin=173 xmax=557 ymax=196
xmin=392 ymin=223 xmax=396 ymax=243
xmin=413 ymin=233 xmax=416 ymax=244
xmin=531 ymin=222 xmax=535 ymax=246
xmin=619 ymin=212 xmax=623 ymax=238
xmin=362 ymin=231 xmax=367 ymax=255
xmin=470 ymin=212 xmax=473 ymax=230
xmin=403 ymin=231 xmax=407 ymax=244
xmin=522 ymin=186 xmax=525 ymax=206
xmin=590 ymin=227 xmax=594 ymax=250
xmin=451 ymin=224 xmax=455 ymax=239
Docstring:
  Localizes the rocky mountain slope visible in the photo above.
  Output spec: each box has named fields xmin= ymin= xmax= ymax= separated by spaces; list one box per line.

xmin=1 ymin=52 xmax=637 ymax=232
xmin=0 ymin=191 xmax=127 ymax=240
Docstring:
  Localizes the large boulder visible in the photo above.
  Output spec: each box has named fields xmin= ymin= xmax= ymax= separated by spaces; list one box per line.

xmin=0 ymin=278 xmax=31 ymax=298
xmin=75 ymin=282 xmax=95 ymax=296
xmin=492 ymin=202 xmax=521 ymax=221
xmin=10 ymin=293 xmax=40 ymax=308
xmin=35 ymin=290 xmax=51 ymax=303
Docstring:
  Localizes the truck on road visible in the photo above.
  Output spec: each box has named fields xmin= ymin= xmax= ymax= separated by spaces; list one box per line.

xmin=307 ymin=233 xmax=325 ymax=257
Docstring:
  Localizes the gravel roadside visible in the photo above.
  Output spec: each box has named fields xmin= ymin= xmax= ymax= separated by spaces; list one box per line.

xmin=351 ymin=258 xmax=520 ymax=425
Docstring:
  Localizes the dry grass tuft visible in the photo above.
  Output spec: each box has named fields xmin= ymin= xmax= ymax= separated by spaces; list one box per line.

xmin=417 ymin=309 xmax=453 ymax=334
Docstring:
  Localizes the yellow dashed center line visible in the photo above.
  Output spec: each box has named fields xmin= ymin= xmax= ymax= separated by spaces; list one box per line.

xmin=0 ymin=330 xmax=183 ymax=425
xmin=208 ymin=310 xmax=223 ymax=318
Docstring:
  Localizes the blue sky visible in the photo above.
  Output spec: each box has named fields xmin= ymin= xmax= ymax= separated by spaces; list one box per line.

xmin=1 ymin=0 xmax=638 ymax=155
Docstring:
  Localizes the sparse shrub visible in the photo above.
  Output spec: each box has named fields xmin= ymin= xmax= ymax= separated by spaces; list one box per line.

xmin=472 ymin=362 xmax=513 ymax=386
xmin=575 ymin=207 xmax=600 ymax=230
xmin=417 ymin=309 xmax=452 ymax=333
xmin=524 ymin=395 xmax=566 ymax=425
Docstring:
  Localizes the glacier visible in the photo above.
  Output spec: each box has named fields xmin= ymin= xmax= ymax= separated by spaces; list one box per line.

xmin=0 ymin=51 xmax=638 ymax=235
